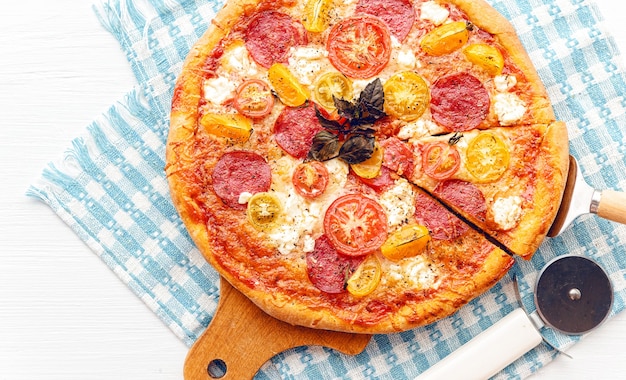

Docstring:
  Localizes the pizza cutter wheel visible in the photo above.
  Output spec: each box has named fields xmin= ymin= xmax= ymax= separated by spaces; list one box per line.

xmin=418 ymin=254 xmax=613 ymax=380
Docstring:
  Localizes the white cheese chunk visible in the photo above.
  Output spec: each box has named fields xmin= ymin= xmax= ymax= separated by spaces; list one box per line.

xmin=491 ymin=196 xmax=523 ymax=230
xmin=493 ymin=92 xmax=527 ymax=126
xmin=494 ymin=74 xmax=518 ymax=92
xmin=397 ymin=49 xmax=418 ymax=70
xmin=420 ymin=1 xmax=450 ymax=25
xmin=386 ymin=257 xmax=440 ymax=289
xmin=398 ymin=118 xmax=439 ymax=141
xmin=287 ymin=46 xmax=328 ymax=85
xmin=303 ymin=235 xmax=316 ymax=253
xmin=222 ymin=44 xmax=258 ymax=77
xmin=379 ymin=178 xmax=416 ymax=230
xmin=203 ymin=76 xmax=237 ymax=105
xmin=238 ymin=191 xmax=253 ymax=205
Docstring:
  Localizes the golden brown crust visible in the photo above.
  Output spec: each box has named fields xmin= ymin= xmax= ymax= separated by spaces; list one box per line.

xmin=166 ymin=0 xmax=568 ymax=334
xmin=511 ymin=121 xmax=569 ymax=259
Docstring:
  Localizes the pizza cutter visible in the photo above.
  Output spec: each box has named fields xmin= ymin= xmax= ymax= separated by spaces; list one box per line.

xmin=417 ymin=254 xmax=613 ymax=380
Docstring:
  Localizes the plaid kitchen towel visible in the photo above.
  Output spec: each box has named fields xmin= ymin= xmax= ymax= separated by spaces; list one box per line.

xmin=28 ymin=0 xmax=626 ymax=378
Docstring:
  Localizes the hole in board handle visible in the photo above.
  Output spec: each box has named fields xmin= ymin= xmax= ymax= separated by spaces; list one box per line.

xmin=207 ymin=358 xmax=227 ymax=378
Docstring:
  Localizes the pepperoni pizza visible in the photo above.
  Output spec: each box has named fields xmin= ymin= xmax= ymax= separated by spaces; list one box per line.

xmin=166 ymin=0 xmax=569 ymax=333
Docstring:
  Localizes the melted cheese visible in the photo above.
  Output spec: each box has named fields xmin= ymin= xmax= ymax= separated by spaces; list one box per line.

xmin=379 ymin=178 xmax=416 ymax=230
xmin=493 ymin=92 xmax=527 ymax=126
xmin=494 ymin=74 xmax=517 ymax=92
xmin=385 ymin=256 xmax=440 ymax=289
xmin=397 ymin=118 xmax=439 ymax=141
xmin=203 ymin=76 xmax=237 ymax=105
xmin=221 ymin=43 xmax=259 ymax=77
xmin=287 ymin=46 xmax=328 ymax=85
xmin=265 ymin=157 xmax=349 ymax=255
xmin=491 ymin=196 xmax=523 ymax=230
xmin=420 ymin=1 xmax=450 ymax=25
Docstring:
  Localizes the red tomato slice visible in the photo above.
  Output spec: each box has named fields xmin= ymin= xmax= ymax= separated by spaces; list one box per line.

xmin=323 ymin=194 xmax=388 ymax=256
xmin=292 ymin=161 xmax=329 ymax=199
xmin=327 ymin=15 xmax=392 ymax=79
xmin=233 ymin=79 xmax=274 ymax=118
xmin=422 ymin=142 xmax=461 ymax=180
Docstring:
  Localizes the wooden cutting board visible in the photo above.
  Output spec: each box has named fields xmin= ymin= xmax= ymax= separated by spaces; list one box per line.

xmin=184 ymin=276 xmax=372 ymax=379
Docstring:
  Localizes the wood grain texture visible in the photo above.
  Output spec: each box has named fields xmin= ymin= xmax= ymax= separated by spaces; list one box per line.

xmin=597 ymin=190 xmax=626 ymax=225
xmin=184 ymin=278 xmax=371 ymax=380
xmin=1 ymin=1 xmax=625 ymax=379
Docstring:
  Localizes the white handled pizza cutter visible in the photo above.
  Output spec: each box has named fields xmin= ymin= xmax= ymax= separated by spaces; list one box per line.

xmin=547 ymin=155 xmax=626 ymax=237
xmin=416 ymin=254 xmax=613 ymax=380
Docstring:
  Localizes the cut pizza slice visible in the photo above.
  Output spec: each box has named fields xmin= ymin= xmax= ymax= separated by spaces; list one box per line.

xmin=381 ymin=121 xmax=569 ymax=259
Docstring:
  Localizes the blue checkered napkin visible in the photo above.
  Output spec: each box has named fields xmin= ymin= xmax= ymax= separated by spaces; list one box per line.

xmin=28 ymin=0 xmax=626 ymax=378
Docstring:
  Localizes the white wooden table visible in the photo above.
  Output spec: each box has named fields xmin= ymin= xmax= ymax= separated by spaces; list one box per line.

xmin=1 ymin=1 xmax=625 ymax=379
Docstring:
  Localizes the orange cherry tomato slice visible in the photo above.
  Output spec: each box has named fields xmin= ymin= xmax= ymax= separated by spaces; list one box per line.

xmin=323 ymin=194 xmax=388 ymax=256
xmin=292 ymin=161 xmax=329 ymax=199
xmin=233 ymin=79 xmax=274 ymax=118
xmin=422 ymin=141 xmax=461 ymax=180
xmin=327 ymin=15 xmax=392 ymax=79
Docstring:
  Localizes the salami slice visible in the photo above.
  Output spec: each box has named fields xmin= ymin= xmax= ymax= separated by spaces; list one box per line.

xmin=433 ymin=179 xmax=487 ymax=222
xmin=211 ymin=151 xmax=272 ymax=209
xmin=355 ymin=0 xmax=415 ymax=42
xmin=379 ymin=137 xmax=415 ymax=178
xmin=244 ymin=11 xmax=307 ymax=68
xmin=430 ymin=72 xmax=490 ymax=131
xmin=306 ymin=235 xmax=365 ymax=294
xmin=273 ymin=104 xmax=324 ymax=159
xmin=414 ymin=191 xmax=468 ymax=240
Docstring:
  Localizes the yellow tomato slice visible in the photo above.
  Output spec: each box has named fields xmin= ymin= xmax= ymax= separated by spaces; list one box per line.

xmin=383 ymin=71 xmax=430 ymax=121
xmin=351 ymin=143 xmax=384 ymax=179
xmin=268 ymin=63 xmax=309 ymax=107
xmin=420 ymin=21 xmax=470 ymax=56
xmin=313 ymin=72 xmax=353 ymax=110
xmin=466 ymin=132 xmax=511 ymax=183
xmin=246 ymin=192 xmax=282 ymax=230
xmin=199 ymin=113 xmax=252 ymax=143
xmin=463 ymin=43 xmax=505 ymax=76
xmin=381 ymin=224 xmax=431 ymax=261
xmin=346 ymin=254 xmax=382 ymax=297
xmin=302 ymin=0 xmax=334 ymax=32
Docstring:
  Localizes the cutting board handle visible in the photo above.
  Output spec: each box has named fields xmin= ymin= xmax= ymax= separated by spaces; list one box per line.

xmin=184 ymin=277 xmax=371 ymax=380
xmin=415 ymin=308 xmax=543 ymax=380
xmin=597 ymin=190 xmax=626 ymax=225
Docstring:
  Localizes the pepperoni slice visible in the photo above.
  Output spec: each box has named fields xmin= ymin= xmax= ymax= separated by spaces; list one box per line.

xmin=430 ymin=72 xmax=490 ymax=131
xmin=433 ymin=179 xmax=487 ymax=222
xmin=273 ymin=104 xmax=324 ymax=159
xmin=306 ymin=235 xmax=365 ymax=294
xmin=355 ymin=0 xmax=416 ymax=42
xmin=379 ymin=137 xmax=415 ymax=178
xmin=211 ymin=151 xmax=271 ymax=209
xmin=244 ymin=11 xmax=307 ymax=68
xmin=414 ymin=191 xmax=468 ymax=240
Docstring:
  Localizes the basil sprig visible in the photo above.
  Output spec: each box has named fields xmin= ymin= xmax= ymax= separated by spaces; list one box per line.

xmin=307 ymin=79 xmax=386 ymax=164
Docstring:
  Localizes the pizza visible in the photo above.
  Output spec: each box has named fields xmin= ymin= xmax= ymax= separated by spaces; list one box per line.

xmin=165 ymin=0 xmax=569 ymax=333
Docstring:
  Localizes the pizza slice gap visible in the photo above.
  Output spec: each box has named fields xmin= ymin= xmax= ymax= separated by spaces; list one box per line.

xmin=381 ymin=121 xmax=569 ymax=260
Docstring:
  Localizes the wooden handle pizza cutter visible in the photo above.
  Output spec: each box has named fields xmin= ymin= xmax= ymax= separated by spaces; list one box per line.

xmin=417 ymin=254 xmax=614 ymax=380
xmin=547 ymin=155 xmax=626 ymax=237
xmin=416 ymin=155 xmax=624 ymax=379
xmin=183 ymin=276 xmax=372 ymax=380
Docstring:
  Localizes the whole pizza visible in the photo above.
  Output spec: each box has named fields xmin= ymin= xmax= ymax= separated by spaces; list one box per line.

xmin=166 ymin=0 xmax=569 ymax=333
